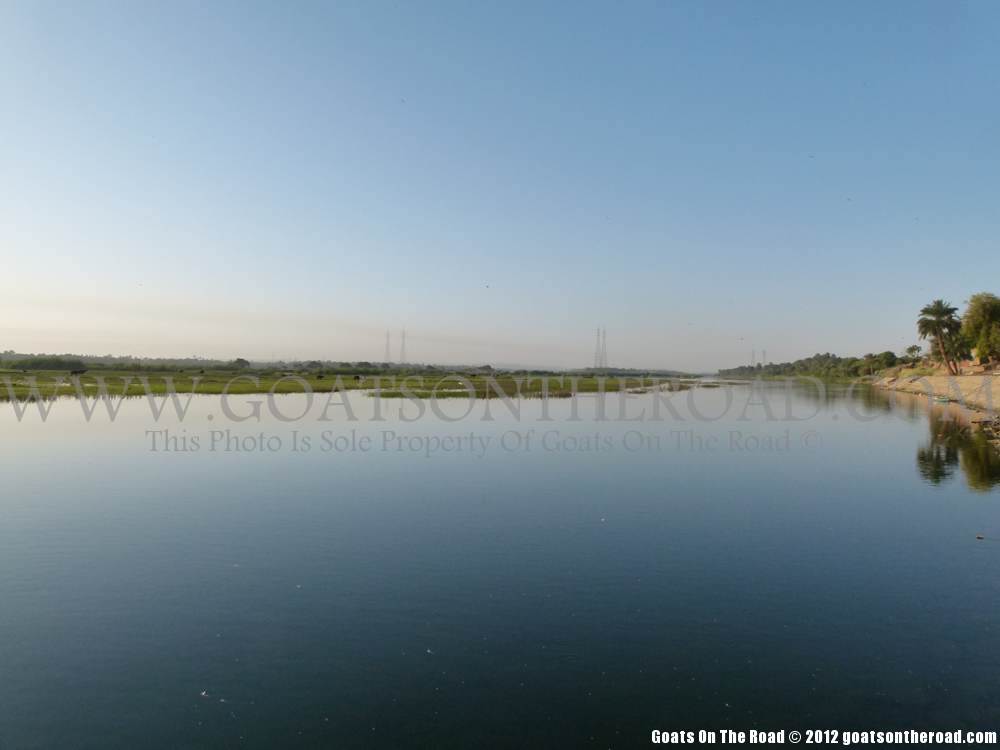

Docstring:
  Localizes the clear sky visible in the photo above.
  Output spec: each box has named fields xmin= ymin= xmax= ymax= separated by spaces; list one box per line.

xmin=2 ymin=1 xmax=998 ymax=371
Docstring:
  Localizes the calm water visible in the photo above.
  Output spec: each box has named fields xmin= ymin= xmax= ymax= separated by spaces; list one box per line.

xmin=2 ymin=382 xmax=999 ymax=748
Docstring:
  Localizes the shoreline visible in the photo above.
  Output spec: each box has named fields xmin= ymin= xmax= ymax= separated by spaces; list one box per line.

xmin=874 ymin=374 xmax=999 ymax=413
xmin=875 ymin=374 xmax=1000 ymax=448
xmin=0 ymin=371 xmax=704 ymax=402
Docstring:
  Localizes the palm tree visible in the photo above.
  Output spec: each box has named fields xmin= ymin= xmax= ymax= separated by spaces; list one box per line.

xmin=917 ymin=300 xmax=961 ymax=375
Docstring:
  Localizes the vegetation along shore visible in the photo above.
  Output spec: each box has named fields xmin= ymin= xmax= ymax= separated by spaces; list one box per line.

xmin=0 ymin=357 xmax=699 ymax=402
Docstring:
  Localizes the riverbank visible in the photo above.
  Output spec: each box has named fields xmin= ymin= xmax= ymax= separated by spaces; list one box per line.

xmin=0 ymin=370 xmax=700 ymax=401
xmin=875 ymin=375 xmax=1000 ymax=451
xmin=874 ymin=374 xmax=999 ymax=413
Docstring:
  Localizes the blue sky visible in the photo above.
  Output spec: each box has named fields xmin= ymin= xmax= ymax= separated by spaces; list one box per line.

xmin=2 ymin=1 xmax=998 ymax=370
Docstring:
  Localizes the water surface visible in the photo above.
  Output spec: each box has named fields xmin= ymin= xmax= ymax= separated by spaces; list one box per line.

xmin=2 ymin=382 xmax=999 ymax=748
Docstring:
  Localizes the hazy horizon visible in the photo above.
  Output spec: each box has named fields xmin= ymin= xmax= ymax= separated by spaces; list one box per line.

xmin=4 ymin=1 xmax=998 ymax=371
xmin=0 ymin=341 xmax=920 ymax=374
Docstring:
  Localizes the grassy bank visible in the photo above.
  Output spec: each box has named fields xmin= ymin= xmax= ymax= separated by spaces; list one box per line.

xmin=0 ymin=369 xmax=698 ymax=401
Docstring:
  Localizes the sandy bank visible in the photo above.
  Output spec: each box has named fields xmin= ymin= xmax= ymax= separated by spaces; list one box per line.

xmin=875 ymin=374 xmax=999 ymax=413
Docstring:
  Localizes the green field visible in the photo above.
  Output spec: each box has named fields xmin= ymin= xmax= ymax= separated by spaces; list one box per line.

xmin=0 ymin=369 xmax=699 ymax=401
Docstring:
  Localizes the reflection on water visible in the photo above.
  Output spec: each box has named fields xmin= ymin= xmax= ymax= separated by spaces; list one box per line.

xmin=782 ymin=377 xmax=919 ymax=420
xmin=3 ymin=381 xmax=1000 ymax=747
xmin=916 ymin=411 xmax=962 ymax=486
xmin=855 ymin=386 xmax=1000 ymax=493
xmin=916 ymin=410 xmax=1000 ymax=492
xmin=776 ymin=380 xmax=1000 ymax=492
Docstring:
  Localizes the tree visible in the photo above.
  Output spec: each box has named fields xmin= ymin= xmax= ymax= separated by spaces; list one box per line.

xmin=976 ymin=323 xmax=1000 ymax=366
xmin=917 ymin=300 xmax=962 ymax=375
xmin=862 ymin=353 xmax=877 ymax=375
xmin=11 ymin=355 xmax=86 ymax=371
xmin=877 ymin=351 xmax=897 ymax=369
xmin=962 ymin=293 xmax=1000 ymax=365
xmin=231 ymin=357 xmax=250 ymax=369
xmin=904 ymin=344 xmax=922 ymax=362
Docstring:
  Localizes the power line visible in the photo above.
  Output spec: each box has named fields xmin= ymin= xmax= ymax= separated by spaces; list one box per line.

xmin=593 ymin=327 xmax=609 ymax=369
